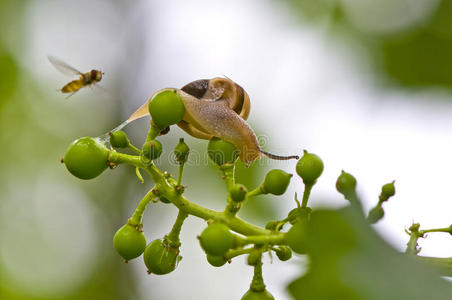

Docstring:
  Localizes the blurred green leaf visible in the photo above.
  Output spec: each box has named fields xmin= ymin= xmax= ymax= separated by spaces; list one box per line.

xmin=0 ymin=50 xmax=18 ymax=108
xmin=288 ymin=207 xmax=452 ymax=299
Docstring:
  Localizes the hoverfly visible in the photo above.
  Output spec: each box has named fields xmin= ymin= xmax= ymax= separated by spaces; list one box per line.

xmin=48 ymin=56 xmax=104 ymax=98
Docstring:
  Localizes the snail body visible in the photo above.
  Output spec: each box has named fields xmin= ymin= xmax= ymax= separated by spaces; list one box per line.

xmin=127 ymin=77 xmax=298 ymax=164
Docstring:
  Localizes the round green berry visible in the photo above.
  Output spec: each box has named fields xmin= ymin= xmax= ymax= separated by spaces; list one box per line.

xmin=148 ymin=89 xmax=185 ymax=128
xmin=174 ymin=138 xmax=190 ymax=164
xmin=109 ymin=131 xmax=129 ymax=148
xmin=296 ymin=150 xmax=324 ymax=184
xmin=367 ymin=206 xmax=385 ymax=224
xmin=284 ymin=221 xmax=308 ymax=254
xmin=381 ymin=181 xmax=395 ymax=199
xmin=199 ymin=223 xmax=235 ymax=256
xmin=274 ymin=246 xmax=292 ymax=261
xmin=143 ymin=239 xmax=181 ymax=275
xmin=230 ymin=184 xmax=247 ymax=202
xmin=207 ymin=137 xmax=238 ymax=166
xmin=241 ymin=289 xmax=275 ymax=300
xmin=142 ymin=140 xmax=162 ymax=161
xmin=265 ymin=220 xmax=278 ymax=230
xmin=262 ymin=169 xmax=292 ymax=195
xmin=206 ymin=254 xmax=227 ymax=267
xmin=113 ymin=224 xmax=146 ymax=261
xmin=63 ymin=137 xmax=109 ymax=180
xmin=336 ymin=170 xmax=357 ymax=196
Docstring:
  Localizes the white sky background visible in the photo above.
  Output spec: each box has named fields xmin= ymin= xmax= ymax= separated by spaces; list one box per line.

xmin=22 ymin=0 xmax=452 ymax=299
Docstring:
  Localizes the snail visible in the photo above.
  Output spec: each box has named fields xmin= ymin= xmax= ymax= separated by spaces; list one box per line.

xmin=126 ymin=77 xmax=299 ymax=165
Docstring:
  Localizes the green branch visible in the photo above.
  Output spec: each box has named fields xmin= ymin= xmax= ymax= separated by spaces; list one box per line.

xmin=166 ymin=210 xmax=189 ymax=248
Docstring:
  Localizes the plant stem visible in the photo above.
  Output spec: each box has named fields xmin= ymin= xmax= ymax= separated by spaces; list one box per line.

xmin=177 ymin=163 xmax=184 ymax=186
xmin=247 ymin=185 xmax=265 ymax=198
xmin=250 ymin=260 xmax=266 ymax=292
xmin=127 ymin=144 xmax=141 ymax=154
xmin=220 ymin=163 xmax=235 ymax=191
xmin=144 ymin=122 xmax=161 ymax=144
xmin=166 ymin=209 xmax=189 ymax=248
xmin=108 ymin=151 xmax=146 ymax=168
xmin=225 ymin=247 xmax=254 ymax=260
xmin=129 ymin=188 xmax=156 ymax=225
xmin=406 ymin=224 xmax=422 ymax=255
xmin=109 ymin=151 xmax=272 ymax=236
xmin=236 ymin=233 xmax=285 ymax=246
xmin=301 ymin=183 xmax=313 ymax=208
xmin=420 ymin=227 xmax=451 ymax=235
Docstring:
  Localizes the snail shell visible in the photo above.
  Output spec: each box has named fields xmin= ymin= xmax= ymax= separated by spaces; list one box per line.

xmin=127 ymin=77 xmax=298 ymax=165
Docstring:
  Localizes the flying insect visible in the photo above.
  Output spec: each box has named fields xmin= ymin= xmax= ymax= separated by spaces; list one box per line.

xmin=48 ymin=56 xmax=103 ymax=98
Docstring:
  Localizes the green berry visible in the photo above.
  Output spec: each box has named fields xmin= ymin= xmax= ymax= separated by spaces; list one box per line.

xmin=287 ymin=207 xmax=311 ymax=225
xmin=367 ymin=206 xmax=385 ymax=224
xmin=143 ymin=239 xmax=181 ymax=275
xmin=207 ymin=137 xmax=238 ymax=166
xmin=199 ymin=223 xmax=235 ymax=256
xmin=109 ymin=131 xmax=129 ymax=148
xmin=174 ymin=138 xmax=190 ymax=164
xmin=247 ymin=250 xmax=261 ymax=266
xmin=274 ymin=246 xmax=292 ymax=261
xmin=284 ymin=220 xmax=308 ymax=254
xmin=63 ymin=137 xmax=109 ymax=180
xmin=336 ymin=170 xmax=357 ymax=197
xmin=296 ymin=150 xmax=324 ymax=184
xmin=206 ymin=254 xmax=227 ymax=267
xmin=262 ymin=169 xmax=292 ymax=195
xmin=241 ymin=289 xmax=275 ymax=300
xmin=265 ymin=220 xmax=278 ymax=230
xmin=148 ymin=89 xmax=185 ymax=128
xmin=142 ymin=140 xmax=162 ymax=161
xmin=113 ymin=224 xmax=146 ymax=261
xmin=230 ymin=184 xmax=248 ymax=202
xmin=381 ymin=181 xmax=396 ymax=200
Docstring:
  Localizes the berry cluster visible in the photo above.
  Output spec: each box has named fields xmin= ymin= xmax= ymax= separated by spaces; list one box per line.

xmin=61 ymin=89 xmax=451 ymax=299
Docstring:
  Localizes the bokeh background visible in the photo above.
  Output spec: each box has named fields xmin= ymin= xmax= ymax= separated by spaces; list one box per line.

xmin=1 ymin=0 xmax=452 ymax=299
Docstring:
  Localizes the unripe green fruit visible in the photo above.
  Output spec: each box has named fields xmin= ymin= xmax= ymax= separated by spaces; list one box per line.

xmin=296 ymin=151 xmax=324 ymax=184
xmin=381 ymin=181 xmax=396 ymax=199
xmin=142 ymin=140 xmax=162 ymax=160
xmin=336 ymin=171 xmax=357 ymax=196
xmin=263 ymin=169 xmax=292 ymax=196
xmin=247 ymin=250 xmax=261 ymax=266
xmin=109 ymin=131 xmax=129 ymax=148
xmin=275 ymin=246 xmax=292 ymax=261
xmin=367 ymin=206 xmax=385 ymax=224
xmin=143 ymin=239 xmax=181 ymax=275
xmin=113 ymin=224 xmax=146 ymax=261
xmin=265 ymin=220 xmax=278 ymax=230
xmin=199 ymin=223 xmax=235 ymax=256
xmin=174 ymin=138 xmax=190 ymax=164
xmin=241 ymin=289 xmax=275 ymax=300
xmin=148 ymin=89 xmax=185 ymax=128
xmin=63 ymin=137 xmax=109 ymax=180
xmin=230 ymin=184 xmax=247 ymax=202
xmin=206 ymin=254 xmax=227 ymax=267
xmin=207 ymin=137 xmax=238 ymax=166
xmin=284 ymin=221 xmax=308 ymax=254
xmin=287 ymin=207 xmax=311 ymax=225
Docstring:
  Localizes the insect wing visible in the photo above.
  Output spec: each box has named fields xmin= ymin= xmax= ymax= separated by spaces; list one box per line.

xmin=48 ymin=55 xmax=83 ymax=76
xmin=90 ymin=83 xmax=112 ymax=99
